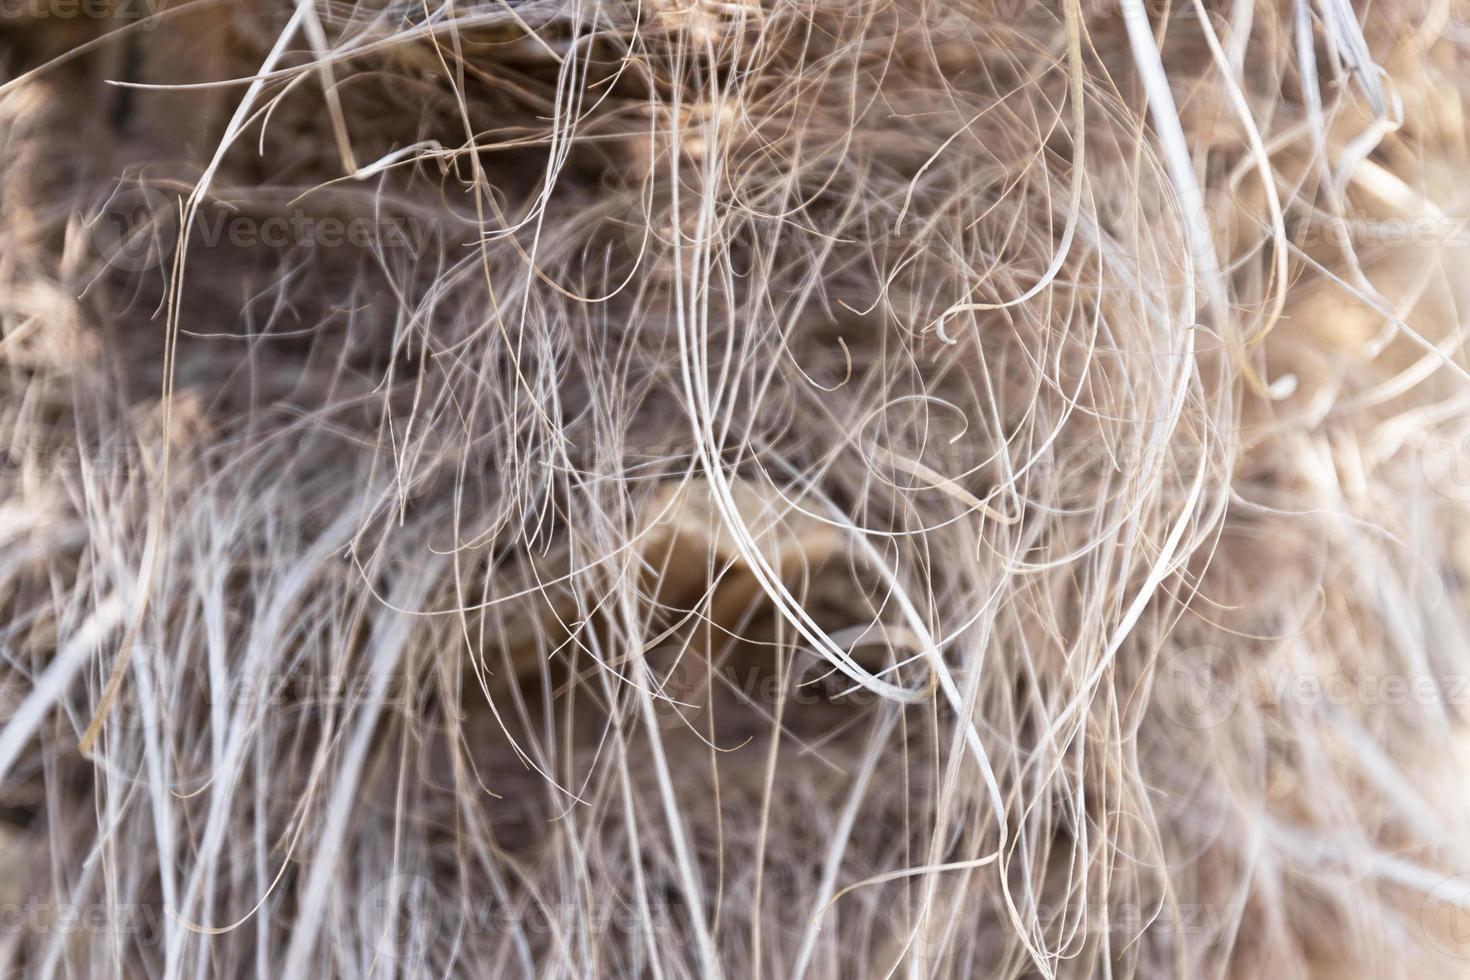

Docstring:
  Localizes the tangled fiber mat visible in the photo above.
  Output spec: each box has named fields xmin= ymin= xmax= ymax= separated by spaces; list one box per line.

xmin=4 ymin=0 xmax=1470 ymax=976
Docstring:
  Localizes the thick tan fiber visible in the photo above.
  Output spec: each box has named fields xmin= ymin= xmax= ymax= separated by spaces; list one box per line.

xmin=3 ymin=1 xmax=1470 ymax=976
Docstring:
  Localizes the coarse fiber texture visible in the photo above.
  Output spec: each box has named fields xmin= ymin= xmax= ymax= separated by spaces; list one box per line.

xmin=3 ymin=0 xmax=1470 ymax=976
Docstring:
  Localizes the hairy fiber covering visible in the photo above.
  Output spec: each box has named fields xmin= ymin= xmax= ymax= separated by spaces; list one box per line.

xmin=3 ymin=0 xmax=1470 ymax=976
